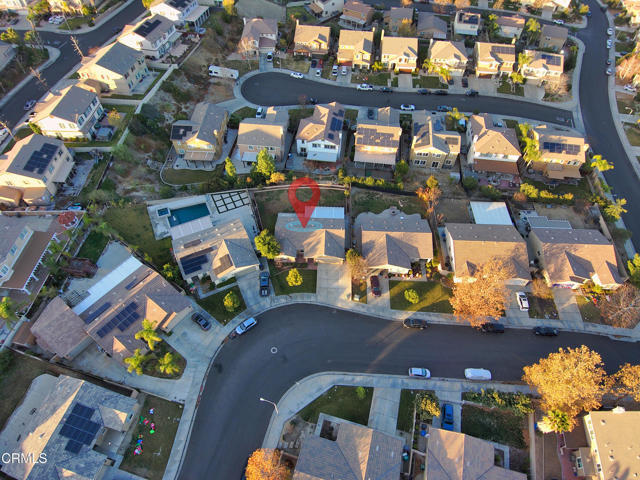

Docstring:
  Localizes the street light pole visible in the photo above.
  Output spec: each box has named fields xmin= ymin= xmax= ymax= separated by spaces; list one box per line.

xmin=259 ymin=397 xmax=279 ymax=415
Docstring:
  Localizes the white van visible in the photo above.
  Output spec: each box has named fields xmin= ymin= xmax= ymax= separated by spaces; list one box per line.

xmin=464 ymin=368 xmax=492 ymax=380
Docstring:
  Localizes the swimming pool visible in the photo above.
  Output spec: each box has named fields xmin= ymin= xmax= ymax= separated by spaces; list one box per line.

xmin=168 ymin=203 xmax=210 ymax=227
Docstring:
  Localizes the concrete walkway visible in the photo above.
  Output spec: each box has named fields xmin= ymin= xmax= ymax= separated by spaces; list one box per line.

xmin=367 ymin=387 xmax=401 ymax=436
xmin=552 ymin=288 xmax=584 ymax=326
xmin=261 ymin=372 xmax=532 ymax=449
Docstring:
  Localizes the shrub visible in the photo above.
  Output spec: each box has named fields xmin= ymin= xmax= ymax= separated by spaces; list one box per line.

xmin=0 ymin=350 xmax=12 ymax=376
xmin=480 ymin=185 xmax=501 ymax=200
xmin=355 ymin=386 xmax=366 ymax=400
xmin=462 ymin=176 xmax=478 ymax=190
xmin=417 ymin=392 xmax=440 ymax=419
xmin=223 ymin=290 xmax=240 ymax=312
xmin=513 ymin=191 xmax=527 ymax=203
xmin=404 ymin=288 xmax=420 ymax=304
xmin=464 ymin=389 xmax=533 ymax=416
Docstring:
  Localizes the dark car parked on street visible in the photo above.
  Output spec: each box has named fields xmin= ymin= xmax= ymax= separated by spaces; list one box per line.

xmin=191 ymin=312 xmax=211 ymax=331
xmin=417 ymin=88 xmax=430 ymax=95
xmin=379 ymin=87 xmax=393 ymax=92
xmin=370 ymin=275 xmax=381 ymax=296
xmin=434 ymin=90 xmax=448 ymax=95
xmin=480 ymin=322 xmax=505 ymax=333
xmin=403 ymin=318 xmax=428 ymax=329
xmin=534 ymin=326 xmax=559 ymax=336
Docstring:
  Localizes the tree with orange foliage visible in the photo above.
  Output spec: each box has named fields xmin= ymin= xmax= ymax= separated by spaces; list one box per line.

xmin=610 ymin=363 xmax=640 ymax=401
xmin=245 ymin=449 xmax=290 ymax=480
xmin=597 ymin=283 xmax=640 ymax=329
xmin=448 ymin=258 xmax=512 ymax=327
xmin=416 ymin=175 xmax=442 ymax=216
xmin=617 ymin=54 xmax=640 ymax=82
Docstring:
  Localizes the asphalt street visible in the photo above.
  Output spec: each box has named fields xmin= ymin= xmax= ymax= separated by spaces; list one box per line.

xmin=179 ymin=304 xmax=640 ymax=480
xmin=241 ymin=72 xmax=575 ymax=125
xmin=576 ymin=0 xmax=640 ymax=251
xmin=0 ymin=0 xmax=145 ymax=127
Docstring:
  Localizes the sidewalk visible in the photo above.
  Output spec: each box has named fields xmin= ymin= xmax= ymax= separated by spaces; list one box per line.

xmin=261 ymin=372 xmax=532 ymax=449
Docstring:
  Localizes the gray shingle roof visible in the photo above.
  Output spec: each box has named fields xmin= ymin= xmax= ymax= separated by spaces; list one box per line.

xmin=275 ymin=210 xmax=346 ymax=260
xmin=95 ymin=42 xmax=143 ymax=75
xmin=47 ymin=85 xmax=98 ymax=124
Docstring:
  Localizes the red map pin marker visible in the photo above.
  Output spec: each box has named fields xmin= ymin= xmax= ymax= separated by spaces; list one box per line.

xmin=288 ymin=177 xmax=320 ymax=228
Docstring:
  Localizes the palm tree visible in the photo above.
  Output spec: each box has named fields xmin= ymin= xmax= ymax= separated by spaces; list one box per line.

xmin=124 ymin=349 xmax=147 ymax=376
xmin=438 ymin=66 xmax=451 ymax=82
xmin=422 ymin=58 xmax=435 ymax=73
xmin=371 ymin=61 xmax=384 ymax=72
xmin=156 ymin=352 xmax=180 ymax=375
xmin=509 ymin=71 xmax=524 ymax=92
xmin=134 ymin=319 xmax=162 ymax=351
xmin=525 ymin=18 xmax=541 ymax=43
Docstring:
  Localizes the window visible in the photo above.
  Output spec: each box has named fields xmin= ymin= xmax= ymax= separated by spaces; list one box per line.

xmin=48 ymin=165 xmax=54 ymax=174
xmin=431 ymin=161 xmax=439 ymax=168
xmin=42 ymin=176 xmax=47 ymax=183
xmin=19 ymin=229 xmax=27 ymax=240
xmin=0 ymin=265 xmax=8 ymax=276
xmin=248 ymin=145 xmax=254 ymax=150
xmin=9 ymin=245 xmax=17 ymax=255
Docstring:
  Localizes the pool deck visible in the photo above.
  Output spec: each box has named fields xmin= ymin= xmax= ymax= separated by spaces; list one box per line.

xmin=147 ymin=195 xmax=210 ymax=240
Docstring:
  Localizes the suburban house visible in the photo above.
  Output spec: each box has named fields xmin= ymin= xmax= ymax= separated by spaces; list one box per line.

xmin=274 ymin=207 xmax=346 ymax=264
xmin=296 ymin=102 xmax=345 ymax=163
xmin=172 ymin=218 xmax=259 ymax=283
xmin=528 ymin=124 xmax=587 ymax=179
xmin=445 ymin=223 xmax=531 ymax=285
xmin=170 ymin=102 xmax=228 ymax=163
xmin=0 ymin=135 xmax=75 ymax=205
xmin=339 ymin=0 xmax=374 ymax=29
xmin=149 ymin=0 xmax=210 ymax=27
xmin=0 ymin=374 xmax=139 ymax=480
xmin=358 ymin=208 xmax=433 ymax=273
xmin=293 ymin=21 xmax=331 ymax=56
xmin=384 ymin=7 xmax=414 ymax=33
xmin=238 ymin=17 xmax=278 ymax=58
xmin=529 ymin=228 xmax=623 ymax=289
xmin=410 ymin=111 xmax=461 ymax=169
xmin=453 ymin=11 xmax=481 ymax=36
xmin=0 ymin=41 xmax=16 ymax=73
xmin=292 ymin=416 xmax=402 ymax=480
xmin=380 ymin=31 xmax=418 ymax=71
xmin=0 ymin=213 xmax=79 ymax=294
xmin=337 ymin=29 xmax=374 ymax=68
xmin=0 ymin=0 xmax=33 ymax=8
xmin=540 ymin=24 xmax=568 ymax=51
xmin=118 ymin=14 xmax=181 ymax=60
xmin=521 ymin=49 xmax=564 ymax=82
xmin=466 ymin=114 xmax=521 ymax=174
xmin=31 ymin=255 xmax=193 ymax=364
xmin=30 ymin=83 xmax=104 ymax=140
xmin=496 ymin=14 xmax=525 ymax=38
xmin=309 ymin=0 xmax=344 ymax=19
xmin=236 ymin=107 xmax=288 ymax=165
xmin=417 ymin=12 xmax=447 ymax=39
xmin=77 ymin=42 xmax=149 ymax=95
xmin=623 ymin=0 xmax=640 ymax=24
xmin=520 ymin=0 xmax=570 ymax=11
xmin=354 ymin=107 xmax=402 ymax=169
xmin=427 ymin=427 xmax=527 ymax=479
xmin=428 ymin=39 xmax=468 ymax=76
xmin=48 ymin=0 xmax=104 ymax=11
xmin=563 ymin=408 xmax=640 ymax=480
xmin=474 ymin=42 xmax=515 ymax=77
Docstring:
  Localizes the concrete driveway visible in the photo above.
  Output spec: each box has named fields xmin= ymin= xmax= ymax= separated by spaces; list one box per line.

xmin=505 ymin=286 xmax=531 ymax=322
xmin=236 ymin=269 xmax=263 ymax=307
xmin=316 ymin=263 xmax=350 ymax=303
xmin=552 ymin=288 xmax=584 ymax=326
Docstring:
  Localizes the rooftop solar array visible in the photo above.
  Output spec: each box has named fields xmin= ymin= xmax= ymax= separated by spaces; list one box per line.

xmin=337 ymin=109 xmax=345 ymax=117
xmin=213 ymin=254 xmax=232 ymax=276
xmin=540 ymin=53 xmax=561 ymax=66
xmin=61 ymin=403 xmax=101 ymax=454
xmin=330 ymin=117 xmax=343 ymax=132
xmin=459 ymin=12 xmax=479 ymax=24
xmin=168 ymin=0 xmax=190 ymax=9
xmin=170 ymin=124 xmax=193 ymax=141
xmin=181 ymin=254 xmax=208 ymax=275
xmin=542 ymin=141 xmax=580 ymax=154
xmin=83 ymin=302 xmax=111 ymax=324
xmin=96 ymin=302 xmax=140 ymax=338
xmin=135 ymin=19 xmax=162 ymax=38
xmin=491 ymin=45 xmax=514 ymax=55
xmin=23 ymin=143 xmax=58 ymax=174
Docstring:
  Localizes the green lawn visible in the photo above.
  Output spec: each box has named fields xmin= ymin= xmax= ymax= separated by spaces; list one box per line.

xmin=119 ymin=395 xmax=183 ymax=480
xmin=397 ymin=389 xmax=420 ymax=432
xmin=389 ymin=280 xmax=453 ymax=313
xmin=461 ymin=404 xmax=526 ymax=448
xmin=352 ymin=279 xmax=367 ymax=303
xmin=196 ymin=285 xmax=246 ymax=325
xmin=504 ymin=119 xmax=519 ymax=129
xmin=1 ymin=128 xmax=31 ymax=154
xmin=412 ymin=76 xmax=443 ymax=88
xmin=286 ymin=5 xmax=316 ymax=22
xmin=617 ymin=98 xmax=636 ymax=114
xmin=58 ymin=15 xmax=89 ymax=30
xmin=345 ymin=109 xmax=358 ymax=127
xmin=522 ymin=177 xmax=591 ymax=199
xmin=351 ymin=71 xmax=390 ymax=86
xmin=77 ymin=231 xmax=109 ymax=263
xmin=298 ymin=385 xmax=373 ymax=425
xmin=268 ymin=262 xmax=317 ymax=295
xmin=103 ymin=204 xmax=172 ymax=267
xmin=575 ymin=294 xmax=602 ymax=323
xmin=497 ymin=79 xmax=524 ymax=96
xmin=624 ymin=123 xmax=640 ymax=146
xmin=141 ymin=341 xmax=186 ymax=379
xmin=288 ymin=107 xmax=315 ymax=132
xmin=228 ymin=106 xmax=258 ymax=129
xmin=78 ymin=158 xmax=110 ymax=203
xmin=351 ymin=189 xmax=424 ymax=218
xmin=273 ymin=57 xmax=310 ymax=73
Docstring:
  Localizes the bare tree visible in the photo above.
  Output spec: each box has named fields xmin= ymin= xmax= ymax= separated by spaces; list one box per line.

xmin=617 ymin=54 xmax=640 ymax=82
xmin=70 ymin=35 xmax=83 ymax=58
xmin=0 ymin=119 xmax=15 ymax=141
xmin=31 ymin=67 xmax=48 ymax=89
xmin=597 ymin=284 xmax=640 ymax=328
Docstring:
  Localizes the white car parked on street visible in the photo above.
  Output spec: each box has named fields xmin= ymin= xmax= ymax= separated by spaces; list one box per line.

xmin=408 ymin=368 xmax=431 ymax=378
xmin=356 ymin=83 xmax=373 ymax=91
xmin=290 ymin=72 xmax=304 ymax=79
xmin=465 ymin=368 xmax=492 ymax=380
xmin=400 ymin=104 xmax=416 ymax=111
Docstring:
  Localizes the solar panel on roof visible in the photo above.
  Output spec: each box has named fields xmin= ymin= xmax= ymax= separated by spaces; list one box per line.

xmin=60 ymin=403 xmax=100 ymax=454
xmin=23 ymin=143 xmax=58 ymax=174
xmin=540 ymin=53 xmax=561 ymax=66
xmin=180 ymin=254 xmax=207 ymax=275
xmin=135 ymin=19 xmax=162 ymax=37
xmin=125 ymin=272 xmax=151 ymax=290
xmin=330 ymin=117 xmax=342 ymax=131
xmin=83 ymin=302 xmax=111 ymax=324
xmin=65 ymin=440 xmax=83 ymax=454
xmin=337 ymin=109 xmax=345 ymax=117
